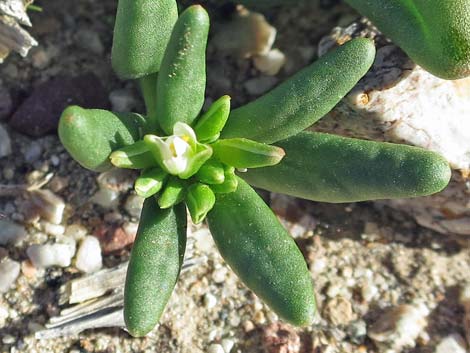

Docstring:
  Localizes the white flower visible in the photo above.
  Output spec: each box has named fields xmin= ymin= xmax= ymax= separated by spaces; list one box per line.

xmin=144 ymin=122 xmax=198 ymax=175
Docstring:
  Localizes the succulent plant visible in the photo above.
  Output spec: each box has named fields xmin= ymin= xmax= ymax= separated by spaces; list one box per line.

xmin=58 ymin=0 xmax=450 ymax=337
xmin=237 ymin=0 xmax=470 ymax=80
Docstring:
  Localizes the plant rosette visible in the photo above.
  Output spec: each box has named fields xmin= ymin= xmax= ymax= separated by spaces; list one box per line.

xmin=58 ymin=1 xmax=451 ymax=337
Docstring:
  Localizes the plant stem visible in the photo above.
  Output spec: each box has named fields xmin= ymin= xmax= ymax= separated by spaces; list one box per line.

xmin=139 ymin=73 xmax=158 ymax=133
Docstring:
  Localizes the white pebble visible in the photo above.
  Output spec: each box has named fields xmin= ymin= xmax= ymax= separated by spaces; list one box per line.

xmin=204 ymin=293 xmax=218 ymax=309
xmin=435 ymin=334 xmax=466 ymax=353
xmin=221 ymin=338 xmax=235 ymax=353
xmin=361 ymin=281 xmax=379 ymax=301
xmin=124 ymin=194 xmax=144 ymax=218
xmin=91 ymin=188 xmax=121 ymax=209
xmin=0 ymin=124 xmax=11 ymax=158
xmin=0 ymin=305 xmax=8 ymax=328
xmin=244 ymin=76 xmax=278 ymax=96
xmin=40 ymin=221 xmax=65 ymax=237
xmin=207 ymin=344 xmax=225 ymax=353
xmin=0 ymin=258 xmax=20 ymax=293
xmin=253 ymin=48 xmax=286 ymax=76
xmin=193 ymin=228 xmax=214 ymax=253
xmin=75 ymin=236 xmax=102 ymax=273
xmin=212 ymin=267 xmax=228 ymax=284
xmin=27 ymin=243 xmax=75 ymax=268
xmin=2 ymin=334 xmax=15 ymax=344
xmin=0 ymin=220 xmax=27 ymax=245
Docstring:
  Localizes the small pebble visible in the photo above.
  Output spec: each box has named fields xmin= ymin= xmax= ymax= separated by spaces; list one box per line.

xmin=2 ymin=334 xmax=15 ymax=345
xmin=27 ymin=243 xmax=75 ymax=268
xmin=0 ymin=124 xmax=12 ymax=158
xmin=212 ymin=267 xmax=228 ymax=284
xmin=75 ymin=29 xmax=104 ymax=54
xmin=109 ymin=89 xmax=138 ymax=112
xmin=221 ymin=338 xmax=235 ymax=353
xmin=207 ymin=344 xmax=225 ymax=353
xmin=346 ymin=320 xmax=367 ymax=344
xmin=435 ymin=334 xmax=466 ymax=353
xmin=323 ymin=296 xmax=355 ymax=325
xmin=23 ymin=141 xmax=43 ymax=163
xmin=91 ymin=188 xmax=121 ymax=209
xmin=0 ymin=305 xmax=8 ymax=328
xmin=64 ymin=224 xmax=87 ymax=241
xmin=40 ymin=222 xmax=65 ymax=237
xmin=0 ymin=258 xmax=20 ymax=293
xmin=253 ymin=49 xmax=286 ymax=76
xmin=124 ymin=194 xmax=144 ymax=218
xmin=204 ymin=293 xmax=218 ymax=309
xmin=0 ymin=220 xmax=27 ymax=245
xmin=75 ymin=236 xmax=102 ymax=273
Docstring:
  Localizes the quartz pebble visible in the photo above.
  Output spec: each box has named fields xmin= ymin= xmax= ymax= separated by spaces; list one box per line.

xmin=0 ymin=124 xmax=11 ymax=158
xmin=27 ymin=243 xmax=75 ymax=268
xmin=75 ymin=29 xmax=104 ymax=55
xmin=75 ymin=236 xmax=102 ymax=273
xmin=0 ymin=220 xmax=27 ymax=245
xmin=0 ymin=257 xmax=20 ymax=293
xmin=435 ymin=334 xmax=467 ymax=353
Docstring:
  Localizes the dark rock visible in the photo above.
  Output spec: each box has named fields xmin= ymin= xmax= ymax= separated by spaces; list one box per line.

xmin=0 ymin=85 xmax=13 ymax=120
xmin=10 ymin=73 xmax=109 ymax=137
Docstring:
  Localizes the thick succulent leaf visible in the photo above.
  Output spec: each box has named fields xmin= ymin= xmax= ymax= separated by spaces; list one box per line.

xmin=124 ymin=199 xmax=187 ymax=337
xmin=186 ymin=183 xmax=216 ymax=224
xmin=207 ymin=177 xmax=316 ymax=326
xmin=345 ymin=0 xmax=470 ymax=79
xmin=242 ymin=132 xmax=451 ymax=203
xmin=156 ymin=5 xmax=209 ymax=134
xmin=194 ymin=95 xmax=231 ymax=143
xmin=58 ymin=106 xmax=145 ymax=172
xmin=111 ymin=0 xmax=178 ymax=79
xmin=212 ymin=138 xmax=285 ymax=168
xmin=221 ymin=38 xmax=375 ymax=144
xmin=134 ymin=168 xmax=167 ymax=198
xmin=158 ymin=177 xmax=186 ymax=209
xmin=110 ymin=140 xmax=156 ymax=170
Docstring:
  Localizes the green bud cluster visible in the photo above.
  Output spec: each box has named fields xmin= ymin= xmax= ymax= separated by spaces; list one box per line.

xmin=109 ymin=95 xmax=285 ymax=224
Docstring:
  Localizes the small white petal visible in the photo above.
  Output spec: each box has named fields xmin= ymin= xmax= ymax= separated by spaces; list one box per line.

xmin=169 ymin=136 xmax=191 ymax=157
xmin=173 ymin=122 xmax=197 ymax=146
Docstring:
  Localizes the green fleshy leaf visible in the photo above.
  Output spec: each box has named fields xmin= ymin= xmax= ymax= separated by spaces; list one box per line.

xmin=58 ymin=106 xmax=145 ymax=172
xmin=242 ymin=131 xmax=451 ymax=203
xmin=221 ymin=38 xmax=376 ymax=144
xmin=195 ymin=159 xmax=225 ymax=184
xmin=112 ymin=0 xmax=178 ymax=79
xmin=124 ymin=199 xmax=186 ymax=337
xmin=156 ymin=5 xmax=210 ymax=134
xmin=134 ymin=168 xmax=168 ymax=198
xmin=345 ymin=0 xmax=470 ymax=79
xmin=110 ymin=140 xmax=156 ymax=169
xmin=194 ymin=95 xmax=231 ymax=143
xmin=158 ymin=178 xmax=186 ymax=209
xmin=207 ymin=177 xmax=316 ymax=326
xmin=212 ymin=138 xmax=285 ymax=168
xmin=185 ymin=183 xmax=216 ymax=224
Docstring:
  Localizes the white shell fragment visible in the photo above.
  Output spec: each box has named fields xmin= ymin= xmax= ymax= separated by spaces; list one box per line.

xmin=0 ymin=257 xmax=20 ymax=293
xmin=0 ymin=0 xmax=37 ymax=63
xmin=75 ymin=236 xmax=102 ymax=274
xmin=435 ymin=335 xmax=467 ymax=353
